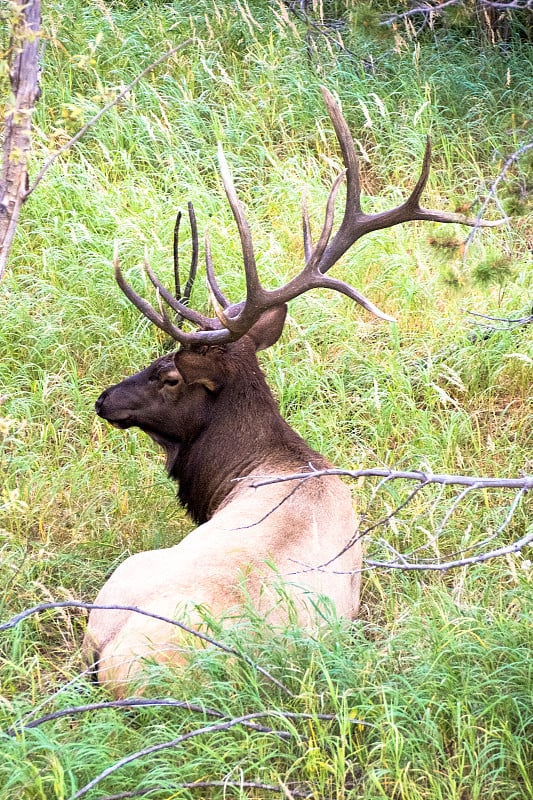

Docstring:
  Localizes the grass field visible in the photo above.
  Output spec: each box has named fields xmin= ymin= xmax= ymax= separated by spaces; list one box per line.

xmin=0 ymin=1 xmax=532 ymax=798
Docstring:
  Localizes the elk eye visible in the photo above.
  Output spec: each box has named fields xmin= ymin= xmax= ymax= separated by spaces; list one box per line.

xmin=163 ymin=377 xmax=181 ymax=387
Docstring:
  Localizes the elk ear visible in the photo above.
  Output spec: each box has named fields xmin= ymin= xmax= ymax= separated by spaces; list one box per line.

xmin=173 ymin=351 xmax=222 ymax=393
xmin=246 ymin=304 xmax=287 ymax=352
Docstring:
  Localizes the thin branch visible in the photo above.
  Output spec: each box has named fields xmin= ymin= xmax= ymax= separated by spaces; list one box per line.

xmin=67 ymin=712 xmax=313 ymax=800
xmin=6 ymin=697 xmax=367 ymax=739
xmin=6 ymin=698 xmax=226 ymax=738
xmin=381 ymin=0 xmax=462 ymax=25
xmin=435 ymin=483 xmax=481 ymax=538
xmin=479 ymin=0 xmax=533 ymax=9
xmin=245 ymin=466 xmax=532 ymax=573
xmin=422 ymin=486 xmax=529 ymax=562
xmin=466 ymin=307 xmax=533 ymax=332
xmin=294 ymin=479 xmax=431 ymax=573
xmin=382 ymin=0 xmax=533 ymax=25
xmin=365 ymin=526 xmax=533 ymax=572
xmin=0 ymin=601 xmax=293 ymax=696
xmin=25 ymin=39 xmax=193 ymax=197
xmin=96 ymin=781 xmax=312 ymax=800
xmin=248 ymin=467 xmax=533 ymax=492
xmin=462 ymin=141 xmax=533 ymax=263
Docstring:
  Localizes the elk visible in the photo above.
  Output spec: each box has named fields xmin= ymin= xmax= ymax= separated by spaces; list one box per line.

xmin=85 ymin=87 xmax=498 ymax=696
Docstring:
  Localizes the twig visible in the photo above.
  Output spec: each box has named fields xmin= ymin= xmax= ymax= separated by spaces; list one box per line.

xmin=245 ymin=466 xmax=532 ymax=573
xmin=0 ymin=601 xmax=293 ymax=696
xmin=25 ymin=39 xmax=193 ymax=197
xmin=249 ymin=467 xmax=533 ymax=492
xmin=466 ymin=307 xmax=533 ymax=333
xmin=462 ymin=141 xmax=533 ymax=263
xmin=365 ymin=525 xmax=533 ymax=571
xmin=479 ymin=0 xmax=533 ymax=8
xmin=0 ymin=0 xmax=41 ymax=280
xmin=6 ymin=697 xmax=367 ymax=739
xmin=382 ymin=0 xmax=533 ymax=26
xmin=67 ymin=712 xmax=313 ymax=799
xmin=6 ymin=698 xmax=226 ymax=738
xmin=293 ymin=479 xmax=431 ymax=573
xmin=381 ymin=0 xmax=461 ymax=25
xmin=95 ymin=782 xmax=312 ymax=800
xmin=420 ymin=485 xmax=528 ymax=562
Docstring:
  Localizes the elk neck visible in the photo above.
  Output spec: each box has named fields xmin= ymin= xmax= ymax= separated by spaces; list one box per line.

xmin=167 ymin=341 xmax=328 ymax=525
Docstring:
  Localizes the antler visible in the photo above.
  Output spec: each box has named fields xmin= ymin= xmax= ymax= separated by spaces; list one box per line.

xmin=114 ymin=86 xmax=504 ymax=345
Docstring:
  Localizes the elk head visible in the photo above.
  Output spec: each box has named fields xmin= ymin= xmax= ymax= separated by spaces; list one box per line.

xmin=96 ymin=87 xmax=499 ymax=492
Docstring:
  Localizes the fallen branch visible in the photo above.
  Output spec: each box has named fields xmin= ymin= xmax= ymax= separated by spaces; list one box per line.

xmin=248 ymin=466 xmax=533 ymax=492
xmin=462 ymin=140 xmax=533 ymax=262
xmin=382 ymin=0 xmax=533 ymax=26
xmin=381 ymin=0 xmax=461 ymax=26
xmin=364 ymin=525 xmax=533 ymax=572
xmin=0 ymin=0 xmax=41 ymax=280
xmin=67 ymin=712 xmax=310 ymax=800
xmin=0 ymin=601 xmax=293 ymax=696
xmin=465 ymin=306 xmax=533 ymax=337
xmin=6 ymin=696 xmax=368 ymax=739
xmin=245 ymin=466 xmax=532 ymax=573
xmin=96 ymin=783 xmax=312 ymax=800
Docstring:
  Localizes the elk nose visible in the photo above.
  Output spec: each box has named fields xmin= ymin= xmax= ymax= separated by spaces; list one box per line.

xmin=94 ymin=390 xmax=107 ymax=416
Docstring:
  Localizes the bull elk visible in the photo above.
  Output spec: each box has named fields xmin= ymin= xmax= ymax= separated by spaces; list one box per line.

xmin=85 ymin=87 xmax=497 ymax=696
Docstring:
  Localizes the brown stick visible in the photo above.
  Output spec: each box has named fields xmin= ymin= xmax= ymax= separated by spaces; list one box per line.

xmin=0 ymin=0 xmax=41 ymax=280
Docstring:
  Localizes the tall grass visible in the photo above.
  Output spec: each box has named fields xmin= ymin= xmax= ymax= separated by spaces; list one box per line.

xmin=0 ymin=1 xmax=532 ymax=797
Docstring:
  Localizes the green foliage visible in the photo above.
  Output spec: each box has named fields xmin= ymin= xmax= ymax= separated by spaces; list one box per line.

xmin=0 ymin=0 xmax=532 ymax=797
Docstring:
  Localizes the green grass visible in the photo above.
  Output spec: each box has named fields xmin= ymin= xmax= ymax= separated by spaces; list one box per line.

xmin=0 ymin=0 xmax=532 ymax=797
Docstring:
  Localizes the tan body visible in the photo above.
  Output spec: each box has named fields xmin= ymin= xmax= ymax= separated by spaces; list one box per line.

xmin=86 ymin=469 xmax=360 ymax=695
xmin=87 ymin=87 xmax=488 ymax=696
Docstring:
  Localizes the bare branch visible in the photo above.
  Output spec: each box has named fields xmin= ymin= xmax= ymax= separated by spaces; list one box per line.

xmin=245 ymin=466 xmax=532 ymax=573
xmin=466 ymin=308 xmax=533 ymax=326
xmin=381 ymin=0 xmax=462 ymax=25
xmin=68 ymin=712 xmax=300 ymax=800
xmin=462 ymin=141 xmax=533 ymax=262
xmin=96 ymin=782 xmax=312 ymax=800
xmin=25 ymin=40 xmax=193 ymax=197
xmin=365 ymin=526 xmax=533 ymax=572
xmin=0 ymin=601 xmax=293 ymax=696
xmin=0 ymin=0 xmax=41 ymax=280
xmin=248 ymin=466 xmax=533 ymax=492
xmin=479 ymin=0 xmax=533 ymax=9
xmin=381 ymin=0 xmax=533 ymax=25
xmin=6 ymin=697 xmax=365 ymax=739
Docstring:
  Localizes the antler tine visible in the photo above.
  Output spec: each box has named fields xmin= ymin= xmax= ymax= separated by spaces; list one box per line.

xmin=113 ymin=243 xmax=232 ymax=346
xmin=173 ymin=209 xmax=182 ymax=302
xmin=404 ymin=136 xmax=431 ymax=211
xmin=320 ymin=86 xmax=362 ymax=216
xmin=205 ymin=229 xmax=231 ymax=310
xmin=183 ymin=201 xmax=199 ymax=304
xmin=301 ymin=193 xmax=313 ymax=263
xmin=143 ymin=248 xmax=214 ymax=329
xmin=114 ymin=89 xmax=505 ymax=344
xmin=217 ymin=142 xmax=265 ymax=303
xmin=173 ymin=203 xmax=200 ymax=331
xmin=113 ymin=244 xmax=187 ymax=341
xmin=304 ymin=168 xmax=346 ymax=272
xmin=315 ymin=86 xmax=505 ymax=276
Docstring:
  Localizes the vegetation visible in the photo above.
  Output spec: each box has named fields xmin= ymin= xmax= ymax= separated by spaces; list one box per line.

xmin=0 ymin=1 xmax=531 ymax=797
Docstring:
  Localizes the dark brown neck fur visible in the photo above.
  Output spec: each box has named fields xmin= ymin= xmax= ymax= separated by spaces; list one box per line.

xmin=167 ymin=343 xmax=327 ymax=524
